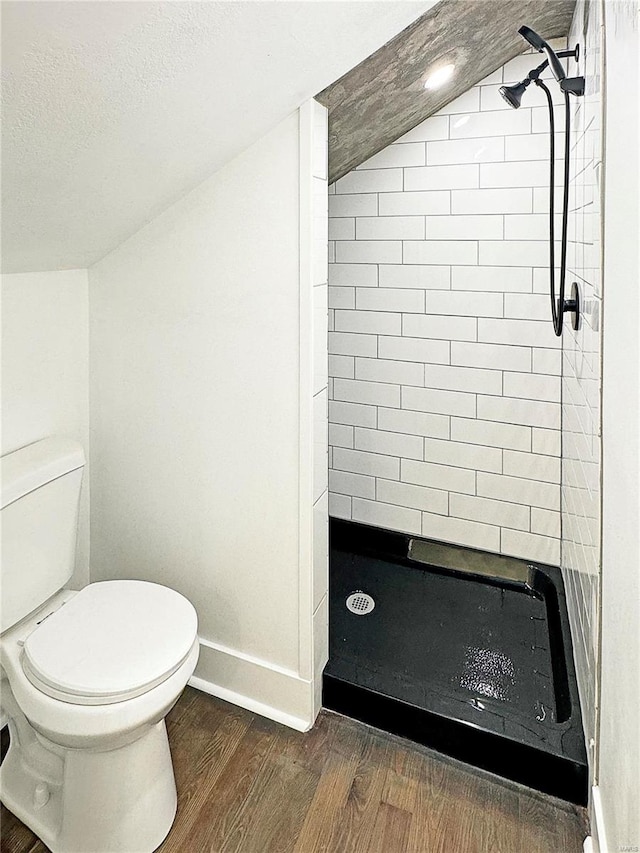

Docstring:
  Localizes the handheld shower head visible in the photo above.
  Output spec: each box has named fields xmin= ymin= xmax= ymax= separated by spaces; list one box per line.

xmin=517 ymin=25 xmax=566 ymax=82
xmin=518 ymin=25 xmax=546 ymax=51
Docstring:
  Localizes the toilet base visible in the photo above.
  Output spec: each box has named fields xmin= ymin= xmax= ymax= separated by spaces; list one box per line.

xmin=1 ymin=716 xmax=177 ymax=853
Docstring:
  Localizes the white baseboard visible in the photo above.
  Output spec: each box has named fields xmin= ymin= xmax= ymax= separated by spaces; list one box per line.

xmin=590 ymin=786 xmax=608 ymax=853
xmin=189 ymin=637 xmax=315 ymax=733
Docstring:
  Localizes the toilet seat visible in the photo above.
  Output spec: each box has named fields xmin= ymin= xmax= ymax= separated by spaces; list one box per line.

xmin=21 ymin=580 xmax=198 ymax=705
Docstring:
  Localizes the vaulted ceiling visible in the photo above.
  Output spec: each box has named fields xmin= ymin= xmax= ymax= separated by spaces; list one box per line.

xmin=317 ymin=0 xmax=576 ymax=183
xmin=1 ymin=1 xmax=435 ymax=273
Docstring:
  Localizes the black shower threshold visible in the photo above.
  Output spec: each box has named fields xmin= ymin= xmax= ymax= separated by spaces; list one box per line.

xmin=323 ymin=519 xmax=588 ymax=806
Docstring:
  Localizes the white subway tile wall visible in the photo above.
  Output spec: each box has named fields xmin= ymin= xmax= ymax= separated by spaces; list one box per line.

xmin=328 ymin=48 xmax=565 ymax=563
xmin=561 ymin=0 xmax=602 ymax=759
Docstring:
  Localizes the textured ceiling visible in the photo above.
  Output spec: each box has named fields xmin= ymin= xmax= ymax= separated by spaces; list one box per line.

xmin=317 ymin=0 xmax=576 ymax=183
xmin=1 ymin=1 xmax=435 ymax=273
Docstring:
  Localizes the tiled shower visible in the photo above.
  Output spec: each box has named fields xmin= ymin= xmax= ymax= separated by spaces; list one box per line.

xmin=326 ymin=1 xmax=602 ymax=795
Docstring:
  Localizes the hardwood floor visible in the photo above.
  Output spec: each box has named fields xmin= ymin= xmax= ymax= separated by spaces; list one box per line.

xmin=1 ymin=687 xmax=588 ymax=853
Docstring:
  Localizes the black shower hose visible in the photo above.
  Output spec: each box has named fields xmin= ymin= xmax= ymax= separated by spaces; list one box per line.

xmin=536 ymin=81 xmax=572 ymax=336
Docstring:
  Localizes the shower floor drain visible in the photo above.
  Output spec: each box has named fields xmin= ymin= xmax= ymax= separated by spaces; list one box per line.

xmin=346 ymin=591 xmax=375 ymax=615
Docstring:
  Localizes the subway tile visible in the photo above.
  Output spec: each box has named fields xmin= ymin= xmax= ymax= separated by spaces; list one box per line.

xmin=328 ymin=354 xmax=355 ymax=379
xmin=328 ymin=423 xmax=354 ymax=449
xmin=377 ymin=407 xmax=450 ymax=440
xmin=451 ymin=417 xmax=531 ymax=451
xmin=377 ymin=478 xmax=449 ymax=514
xmin=501 ymin=528 xmax=560 ymax=565
xmin=335 ymin=309 xmax=401 ymax=335
xmin=503 ymin=372 xmax=560 ymax=403
xmin=356 ymin=287 xmax=424 ymax=314
xmin=329 ymin=193 xmax=378 ymax=218
xmin=478 ymin=318 xmax=561 ymax=348
xmin=425 ymin=214 xmax=503 ymax=240
xmin=313 ymin=390 xmax=328 ymax=502
xmin=404 ymin=240 xmax=478 ymax=266
xmin=427 ymin=290 xmax=503 ymax=318
xmin=503 ymin=449 xmax=561 ymax=483
xmin=378 ymin=190 xmax=450 ymax=216
xmin=480 ymin=160 xmax=560 ymax=188
xmin=531 ymin=507 xmax=561 ymax=538
xmin=451 ymin=341 xmax=531 ymax=372
xmin=329 ymin=469 xmax=375 ymax=499
xmin=355 ymin=427 xmax=424 ymax=460
xmin=477 ymin=395 xmax=560 ymax=429
xmin=426 ymin=136 xmax=504 ymax=166
xmin=404 ymin=163 xmax=480 ymax=191
xmin=328 ymin=331 xmax=377 ymax=357
xmin=451 ymin=187 xmax=532 ymax=215
xmin=533 ymin=348 xmax=562 ymax=375
xmin=328 ymin=263 xmax=378 ymax=287
xmin=356 ymin=216 xmax=424 ymax=240
xmin=403 ymin=386 xmax=476 ymax=417
xmin=328 ymin=286 xmax=355 ymax=309
xmin=477 ymin=472 xmax=560 ymax=510
xmin=328 ymin=242 xmax=335 ymax=264
xmin=451 ymin=265 xmax=532 ymax=293
xmin=357 ymin=142 xmax=426 ymax=169
xmin=333 ymin=377 xmax=401 ymax=408
xmin=505 ymin=133 xmax=561 ymax=162
xmin=329 ymin=400 xmax=377 ymax=428
xmin=402 ymin=458 xmax=476 ymax=494
xmin=333 ymin=447 xmax=400 ymax=480
xmin=335 ymin=240 xmax=402 ymax=264
xmin=437 ymin=87 xmax=481 ymax=114
xmin=422 ymin=512 xmax=501 ymax=552
xmin=335 ymin=169 xmax=403 ymax=194
xmin=449 ymin=109 xmax=531 ymax=139
xmin=424 ymin=437 xmax=502 ymax=473
xmin=504 ymin=293 xmax=551 ymax=320
xmin=478 ymin=240 xmax=561 ymax=268
xmin=504 ymin=213 xmax=563 ymax=241
xmin=425 ymin=363 xmax=502 ymax=395
xmin=352 ymin=498 xmax=422 ymax=535
xmin=378 ymin=335 xmax=450 ymax=365
xmin=403 ymin=313 xmax=477 ymax=342
xmin=397 ymin=115 xmax=449 ymax=142
xmin=379 ymin=264 xmax=450 ymax=289
xmin=328 ymin=492 xmax=351 ymax=519
xmin=532 ymin=427 xmax=561 ymax=456
xmin=450 ymin=493 xmax=530 ymax=531
xmin=355 ymin=357 xmax=424 ymax=387
xmin=328 ymin=218 xmax=355 ymax=240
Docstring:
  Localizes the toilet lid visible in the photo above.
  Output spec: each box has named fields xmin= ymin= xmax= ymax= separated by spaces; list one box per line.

xmin=22 ymin=581 xmax=198 ymax=705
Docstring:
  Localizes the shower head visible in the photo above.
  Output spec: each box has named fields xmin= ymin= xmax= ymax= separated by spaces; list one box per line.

xmin=499 ymin=79 xmax=530 ymax=109
xmin=518 ymin=25 xmax=567 ymax=83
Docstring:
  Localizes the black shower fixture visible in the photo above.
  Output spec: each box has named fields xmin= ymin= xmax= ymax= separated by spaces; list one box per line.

xmin=500 ymin=28 xmax=585 ymax=336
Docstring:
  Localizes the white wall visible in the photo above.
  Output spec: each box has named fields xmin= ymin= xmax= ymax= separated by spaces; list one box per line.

xmin=596 ymin=1 xmax=640 ymax=849
xmin=327 ymin=48 xmax=567 ymax=564
xmin=0 ymin=269 xmax=90 ymax=588
xmin=89 ymin=104 xmax=328 ymax=730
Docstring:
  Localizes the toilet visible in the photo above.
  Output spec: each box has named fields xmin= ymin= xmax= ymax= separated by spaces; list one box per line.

xmin=0 ymin=437 xmax=200 ymax=853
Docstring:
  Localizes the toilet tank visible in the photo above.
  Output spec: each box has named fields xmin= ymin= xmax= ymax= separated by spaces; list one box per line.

xmin=1 ymin=437 xmax=85 ymax=633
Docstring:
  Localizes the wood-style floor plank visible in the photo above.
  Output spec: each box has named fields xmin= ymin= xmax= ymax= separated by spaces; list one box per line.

xmin=1 ymin=687 xmax=588 ymax=853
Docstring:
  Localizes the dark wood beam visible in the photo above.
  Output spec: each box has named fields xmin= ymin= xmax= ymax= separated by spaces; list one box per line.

xmin=317 ymin=0 xmax=576 ymax=184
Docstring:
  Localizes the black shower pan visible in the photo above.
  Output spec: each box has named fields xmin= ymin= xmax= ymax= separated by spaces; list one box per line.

xmin=323 ymin=519 xmax=588 ymax=805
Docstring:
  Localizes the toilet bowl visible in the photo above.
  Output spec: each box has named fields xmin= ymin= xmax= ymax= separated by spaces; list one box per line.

xmin=0 ymin=438 xmax=200 ymax=852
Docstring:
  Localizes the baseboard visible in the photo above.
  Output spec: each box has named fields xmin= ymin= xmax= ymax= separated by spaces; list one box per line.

xmin=590 ymin=786 xmax=608 ymax=853
xmin=189 ymin=637 xmax=315 ymax=732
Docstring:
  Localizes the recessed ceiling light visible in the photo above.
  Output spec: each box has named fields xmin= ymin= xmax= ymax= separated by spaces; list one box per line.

xmin=424 ymin=64 xmax=455 ymax=90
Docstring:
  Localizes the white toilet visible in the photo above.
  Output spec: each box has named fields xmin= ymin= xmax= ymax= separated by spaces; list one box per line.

xmin=0 ymin=437 xmax=200 ymax=852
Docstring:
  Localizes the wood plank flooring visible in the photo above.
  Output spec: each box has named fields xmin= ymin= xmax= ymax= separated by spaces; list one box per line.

xmin=1 ymin=687 xmax=588 ymax=853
